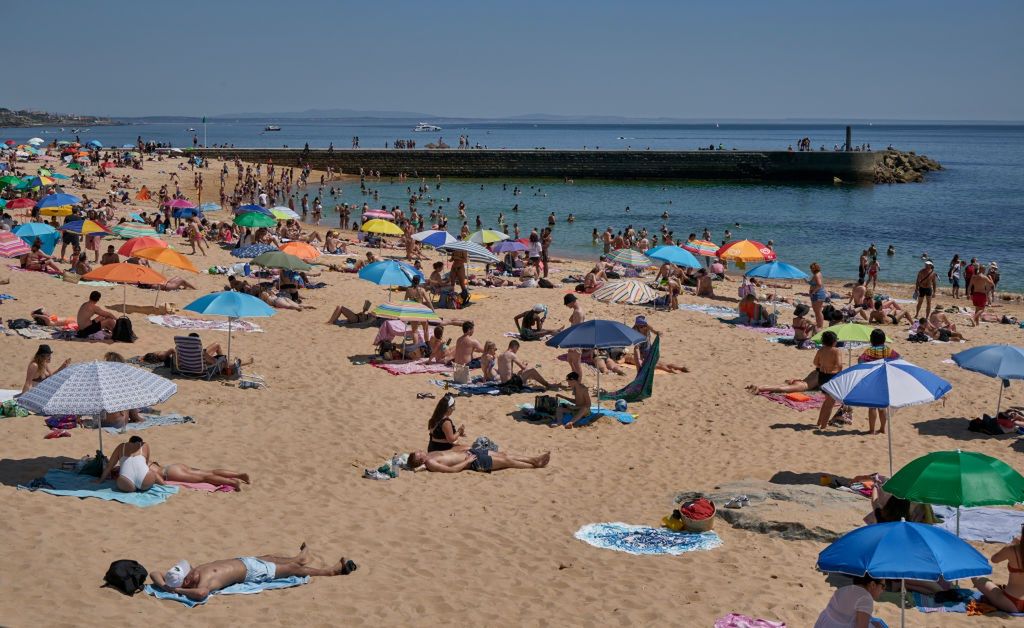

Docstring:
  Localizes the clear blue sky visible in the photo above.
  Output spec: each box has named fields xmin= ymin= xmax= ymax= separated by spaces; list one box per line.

xmin=4 ymin=0 xmax=1022 ymax=120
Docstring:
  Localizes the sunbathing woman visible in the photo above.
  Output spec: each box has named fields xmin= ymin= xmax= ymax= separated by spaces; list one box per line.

xmin=22 ymin=344 xmax=71 ymax=393
xmin=973 ymin=536 xmax=1024 ymax=613
xmin=259 ymin=288 xmax=312 ymax=311
xmin=97 ymin=435 xmax=165 ymax=493
xmin=792 ymin=304 xmax=817 ymax=342
xmin=140 ymin=276 xmax=197 ymax=291
xmin=324 ymin=230 xmax=347 ymax=255
xmin=747 ymin=330 xmax=841 ymax=395
xmin=31 ymin=308 xmax=76 ymax=328
xmin=149 ymin=461 xmax=251 ymax=491
xmin=327 ymin=300 xmax=374 ymax=325
xmin=23 ymin=242 xmax=62 ymax=273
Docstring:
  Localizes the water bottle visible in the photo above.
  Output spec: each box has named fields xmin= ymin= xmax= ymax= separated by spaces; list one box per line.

xmin=243 ymin=263 xmax=251 ymax=277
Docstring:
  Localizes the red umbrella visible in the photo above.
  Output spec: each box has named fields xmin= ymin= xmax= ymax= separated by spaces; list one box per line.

xmin=7 ymin=198 xmax=37 ymax=209
xmin=100 ymin=161 xmax=116 ymax=169
xmin=3 ymin=140 xmax=14 ymax=146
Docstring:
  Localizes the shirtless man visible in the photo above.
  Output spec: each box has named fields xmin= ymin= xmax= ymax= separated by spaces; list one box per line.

xmin=150 ymin=543 xmax=356 ymax=602
xmin=563 ymin=294 xmax=585 ymax=377
xmin=497 ymin=340 xmax=554 ymax=389
xmin=848 ymin=280 xmax=867 ymax=307
xmin=407 ymin=448 xmax=550 ymax=473
xmin=914 ymin=260 xmax=937 ymax=318
xmin=861 ymin=299 xmax=913 ymax=325
xmin=100 ymin=245 xmax=120 ymax=265
xmin=76 ymin=290 xmax=117 ymax=338
xmin=450 ymin=321 xmax=483 ymax=366
xmin=556 ymin=371 xmax=592 ymax=428
xmin=968 ymin=269 xmax=994 ymax=327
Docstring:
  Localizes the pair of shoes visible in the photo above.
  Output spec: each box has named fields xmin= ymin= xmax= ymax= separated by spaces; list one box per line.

xmin=724 ymin=495 xmax=749 ymax=509
xmin=362 ymin=469 xmax=391 ymax=481
xmin=44 ymin=428 xmax=70 ymax=439
xmin=416 ymin=392 xmax=436 ymax=399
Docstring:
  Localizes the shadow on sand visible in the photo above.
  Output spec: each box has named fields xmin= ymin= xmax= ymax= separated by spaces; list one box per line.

xmin=0 ymin=456 xmax=78 ymax=487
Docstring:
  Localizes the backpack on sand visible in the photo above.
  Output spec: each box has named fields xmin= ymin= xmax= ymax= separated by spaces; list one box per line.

xmin=112 ymin=316 xmax=136 ymax=343
xmin=103 ymin=559 xmax=148 ymax=596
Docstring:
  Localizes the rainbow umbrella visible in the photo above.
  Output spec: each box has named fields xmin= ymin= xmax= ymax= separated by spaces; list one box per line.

xmin=681 ymin=239 xmax=719 ymax=257
xmin=0 ymin=231 xmax=31 ymax=258
xmin=467 ymin=229 xmax=509 ymax=244
xmin=592 ymin=280 xmax=658 ymax=305
xmin=716 ymin=239 xmax=777 ymax=263
xmin=61 ymin=220 xmax=111 ymax=236
xmin=372 ymin=299 xmax=441 ymax=322
xmin=607 ymin=248 xmax=653 ymax=267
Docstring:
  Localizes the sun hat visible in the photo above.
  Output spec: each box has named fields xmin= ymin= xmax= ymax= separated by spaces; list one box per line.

xmin=532 ymin=303 xmax=545 ymax=312
xmin=634 ymin=316 xmax=648 ymax=327
xmin=164 ymin=560 xmax=191 ymax=588
xmin=36 ymin=344 xmax=53 ymax=355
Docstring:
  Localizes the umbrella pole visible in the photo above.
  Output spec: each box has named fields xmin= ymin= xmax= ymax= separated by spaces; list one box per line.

xmin=98 ymin=411 xmax=105 ymax=455
xmin=997 ymin=381 xmax=1005 ymax=416
xmin=957 ymin=506 xmax=961 ymax=537
xmin=900 ymin=578 xmax=906 ymax=628
xmin=887 ymin=407 xmax=894 ymax=476
xmin=226 ymin=317 xmax=234 ymax=365
xmin=596 ymin=362 xmax=601 ymax=411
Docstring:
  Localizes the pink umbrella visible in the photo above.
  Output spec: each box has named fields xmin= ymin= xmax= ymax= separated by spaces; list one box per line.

xmin=363 ymin=210 xmax=393 ymax=220
xmin=0 ymin=231 xmax=31 ymax=258
xmin=163 ymin=198 xmax=196 ymax=209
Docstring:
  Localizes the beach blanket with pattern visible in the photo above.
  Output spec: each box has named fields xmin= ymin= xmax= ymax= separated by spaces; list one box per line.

xmin=429 ymin=379 xmax=543 ymax=396
xmin=913 ymin=589 xmax=1024 ymax=616
xmin=714 ymin=614 xmax=787 ymax=628
xmin=757 ymin=391 xmax=826 ymax=411
xmin=575 ymin=522 xmax=722 ymax=555
xmin=17 ymin=469 xmax=178 ymax=507
xmin=517 ymin=403 xmax=636 ymax=425
xmin=147 ymin=314 xmax=263 ymax=333
xmin=144 ymin=576 xmax=309 ymax=607
xmin=677 ymin=303 xmax=737 ymax=316
xmin=932 ymin=505 xmax=1024 ymax=543
xmin=101 ymin=413 xmax=194 ymax=433
xmin=371 ymin=360 xmax=451 ymax=376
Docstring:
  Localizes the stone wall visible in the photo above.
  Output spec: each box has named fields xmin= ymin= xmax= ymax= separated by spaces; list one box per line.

xmin=191 ymin=148 xmax=883 ymax=183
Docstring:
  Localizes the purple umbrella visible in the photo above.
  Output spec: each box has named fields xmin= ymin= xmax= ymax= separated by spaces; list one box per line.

xmin=163 ymin=198 xmax=196 ymax=209
xmin=491 ymin=240 xmax=527 ymax=253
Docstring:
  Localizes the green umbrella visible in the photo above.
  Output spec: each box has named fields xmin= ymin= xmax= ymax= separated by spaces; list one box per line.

xmin=812 ymin=322 xmax=875 ymax=365
xmin=251 ymin=250 xmax=313 ymax=271
xmin=67 ymin=163 xmax=83 ymax=171
xmin=0 ymin=175 xmax=21 ymax=188
xmin=884 ymin=450 xmax=1024 ymax=535
xmin=233 ymin=212 xmax=277 ymax=228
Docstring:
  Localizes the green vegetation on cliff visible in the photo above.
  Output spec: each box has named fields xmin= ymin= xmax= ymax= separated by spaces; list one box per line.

xmin=0 ymin=108 xmax=120 ymax=128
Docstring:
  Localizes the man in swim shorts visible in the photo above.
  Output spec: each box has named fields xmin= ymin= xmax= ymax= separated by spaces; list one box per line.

xmin=75 ymin=290 xmax=117 ymax=338
xmin=150 ymin=543 xmax=356 ymax=601
xmin=407 ymin=448 xmax=550 ymax=473
xmin=914 ymin=260 xmax=937 ymax=318
xmin=968 ymin=269 xmax=994 ymax=327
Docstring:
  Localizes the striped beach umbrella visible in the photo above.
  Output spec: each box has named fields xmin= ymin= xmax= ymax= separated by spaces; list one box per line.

xmin=681 ymin=239 xmax=719 ymax=257
xmin=607 ymin=248 xmax=653 ymax=268
xmin=61 ymin=219 xmax=111 ymax=236
xmin=112 ymin=223 xmax=158 ymax=239
xmin=468 ymin=229 xmax=509 ymax=244
xmin=716 ymin=239 xmax=777 ymax=263
xmin=0 ymin=231 xmax=31 ymax=258
xmin=372 ymin=299 xmax=442 ymax=322
xmin=592 ymin=280 xmax=658 ymax=305
xmin=438 ymin=240 xmax=500 ymax=264
xmin=271 ymin=206 xmax=300 ymax=220
xmin=412 ymin=230 xmax=456 ymax=248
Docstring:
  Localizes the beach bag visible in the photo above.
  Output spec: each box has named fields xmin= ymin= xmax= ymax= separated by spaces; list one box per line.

xmin=78 ymin=450 xmax=109 ymax=477
xmin=0 ymin=400 xmax=29 ymax=417
xmin=538 ymin=278 xmax=554 ymax=289
xmin=112 ymin=316 xmax=135 ymax=343
xmin=452 ymin=364 xmax=470 ymax=385
xmin=103 ymin=559 xmax=148 ymax=596
xmin=62 ymin=272 xmax=80 ymax=284
xmin=535 ymin=395 xmax=558 ymax=415
xmin=7 ymin=318 xmax=32 ymax=330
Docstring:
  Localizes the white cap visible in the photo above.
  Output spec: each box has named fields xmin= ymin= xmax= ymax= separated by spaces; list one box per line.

xmin=164 ymin=560 xmax=191 ymax=588
xmin=532 ymin=304 xmax=545 ymax=312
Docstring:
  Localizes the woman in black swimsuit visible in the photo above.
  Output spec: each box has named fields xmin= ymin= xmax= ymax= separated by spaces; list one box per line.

xmin=427 ymin=394 xmax=465 ymax=452
xmin=22 ymin=344 xmax=70 ymax=393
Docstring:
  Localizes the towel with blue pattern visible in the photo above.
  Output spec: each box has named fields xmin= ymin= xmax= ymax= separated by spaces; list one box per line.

xmin=102 ymin=413 xmax=195 ymax=433
xmin=144 ymin=576 xmax=310 ymax=607
xmin=17 ymin=469 xmax=177 ymax=507
xmin=913 ymin=589 xmax=1024 ymax=615
xmin=575 ymin=522 xmax=722 ymax=555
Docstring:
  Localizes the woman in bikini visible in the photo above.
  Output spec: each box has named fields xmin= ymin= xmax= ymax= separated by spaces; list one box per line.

xmin=31 ymin=308 xmax=76 ymax=328
xmin=427 ymin=393 xmax=465 ymax=452
xmin=480 ymin=341 xmax=499 ymax=381
xmin=746 ymin=330 xmax=841 ymax=397
xmin=22 ymin=344 xmax=71 ymax=393
xmin=974 ymin=534 xmax=1024 ymax=613
xmin=791 ymin=304 xmax=817 ymax=342
xmin=149 ymin=461 xmax=251 ymax=491
xmin=327 ymin=300 xmax=373 ymax=325
xmin=23 ymin=242 xmax=62 ymax=274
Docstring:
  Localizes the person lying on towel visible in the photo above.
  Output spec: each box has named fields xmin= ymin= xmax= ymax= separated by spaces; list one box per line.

xmin=407 ymin=448 xmax=550 ymax=474
xmin=150 ymin=543 xmax=357 ymax=601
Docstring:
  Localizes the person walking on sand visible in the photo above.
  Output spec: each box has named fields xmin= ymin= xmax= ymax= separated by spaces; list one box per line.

xmin=914 ymin=260 xmax=937 ymax=318
xmin=968 ymin=268 xmax=994 ymax=327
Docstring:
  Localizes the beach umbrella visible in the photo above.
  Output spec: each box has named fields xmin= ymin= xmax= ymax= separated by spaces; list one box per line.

xmin=592 ymin=280 xmax=659 ymax=305
xmin=716 ymin=239 xmax=777 ymax=263
xmin=279 ymin=241 xmax=320 ymax=261
xmin=5 ymin=198 xmax=36 ymax=210
xmin=952 ymin=345 xmax=1024 ymax=416
xmin=745 ymin=260 xmax=809 ymax=280
xmin=372 ymin=300 xmax=442 ymax=322
xmin=27 ymin=137 xmax=44 ymax=145
xmin=27 ymin=175 xmax=56 ymax=187
xmin=645 ymin=245 xmax=701 ymax=268
xmin=817 ymin=521 xmax=991 ymax=628
xmin=112 ymin=223 xmax=158 ymax=239
xmin=133 ymin=247 xmax=198 ymax=273
xmin=235 ymin=204 xmax=274 ymax=216
xmin=412 ymin=230 xmax=456 ymax=248
xmin=252 ymin=250 xmax=312 ymax=271
xmin=438 ymin=240 xmax=500 ymax=264
xmin=61 ymin=219 xmax=111 ymax=236
xmin=0 ymin=199 xmax=5 ymax=209
xmin=607 ymin=248 xmax=653 ymax=268
xmin=811 ymin=322 xmax=875 ymax=365
xmin=884 ymin=450 xmax=1024 ymax=535
xmin=229 ymin=243 xmax=277 ymax=259
xmin=234 ymin=212 xmax=277 ymax=229
xmin=822 ymin=359 xmax=952 ymax=474
xmin=0 ymin=231 xmax=31 ymax=258
xmin=198 ymin=202 xmax=221 ymax=212
xmin=3 ymin=140 xmax=13 ymax=146
xmin=183 ymin=291 xmax=275 ymax=365
xmin=0 ymin=175 xmax=22 ymax=188
xmin=358 ymin=259 xmax=424 ymax=300
xmin=547 ymin=320 xmax=647 ymax=409
xmin=66 ymin=163 xmax=83 ymax=170
xmin=118 ymin=236 xmax=167 ymax=257
xmin=83 ymin=263 xmax=168 ymax=312
xmin=163 ymin=198 xmax=196 ymax=209
xmin=491 ymin=240 xmax=528 ymax=254
xmin=172 ymin=207 xmax=203 ymax=219
xmin=680 ymin=239 xmax=719 ymax=257
xmin=15 ymin=360 xmax=177 ymax=454
xmin=87 ymin=140 xmax=103 ymax=148
xmin=129 ymin=213 xmax=146 ymax=223
xmin=37 ymin=193 xmax=80 ymax=208
xmin=13 ymin=223 xmax=59 ymax=254
xmin=270 ymin=206 xmax=300 ymax=220
xmin=467 ymin=229 xmax=509 ymax=244
xmin=49 ymin=172 xmax=69 ymax=180
xmin=361 ymin=218 xmax=404 ymax=236
xmin=39 ymin=206 xmax=72 ymax=217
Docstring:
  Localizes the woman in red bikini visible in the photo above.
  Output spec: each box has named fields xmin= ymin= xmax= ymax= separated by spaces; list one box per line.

xmin=973 ymin=533 xmax=1024 ymax=612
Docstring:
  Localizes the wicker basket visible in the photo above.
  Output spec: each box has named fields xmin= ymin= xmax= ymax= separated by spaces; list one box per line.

xmin=680 ymin=499 xmax=716 ymax=532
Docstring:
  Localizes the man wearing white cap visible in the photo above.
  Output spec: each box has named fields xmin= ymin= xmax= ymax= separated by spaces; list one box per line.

xmin=914 ymin=260 xmax=937 ymax=319
xmin=150 ymin=543 xmax=356 ymax=601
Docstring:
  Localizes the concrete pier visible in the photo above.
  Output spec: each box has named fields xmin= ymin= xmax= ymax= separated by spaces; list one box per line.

xmin=191 ymin=148 xmax=882 ymax=183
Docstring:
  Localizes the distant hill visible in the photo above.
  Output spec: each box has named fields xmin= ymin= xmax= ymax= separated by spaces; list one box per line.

xmin=219 ymin=108 xmax=437 ymax=120
xmin=0 ymin=107 xmax=120 ymax=127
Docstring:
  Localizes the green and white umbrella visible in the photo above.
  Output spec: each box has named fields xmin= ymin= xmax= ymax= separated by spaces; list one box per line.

xmin=607 ymin=248 xmax=653 ymax=268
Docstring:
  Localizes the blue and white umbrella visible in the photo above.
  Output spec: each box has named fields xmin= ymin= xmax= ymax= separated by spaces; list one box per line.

xmin=412 ymin=229 xmax=456 ymax=248
xmin=438 ymin=240 xmax=499 ymax=264
xmin=645 ymin=245 xmax=701 ymax=269
xmin=952 ymin=344 xmax=1024 ymax=415
xmin=823 ymin=359 xmax=952 ymax=474
xmin=17 ymin=361 xmax=177 ymax=453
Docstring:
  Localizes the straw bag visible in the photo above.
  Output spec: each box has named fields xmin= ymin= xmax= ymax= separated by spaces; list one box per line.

xmin=452 ymin=364 xmax=470 ymax=385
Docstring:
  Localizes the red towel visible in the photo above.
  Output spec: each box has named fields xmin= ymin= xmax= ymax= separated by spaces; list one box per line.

xmin=680 ymin=498 xmax=714 ymax=520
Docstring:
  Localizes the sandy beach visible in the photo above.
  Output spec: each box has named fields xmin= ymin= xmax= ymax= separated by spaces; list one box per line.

xmin=2 ymin=155 xmax=1023 ymax=628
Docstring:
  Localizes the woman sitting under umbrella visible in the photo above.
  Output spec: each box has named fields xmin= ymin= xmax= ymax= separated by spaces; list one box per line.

xmin=973 ymin=537 xmax=1024 ymax=614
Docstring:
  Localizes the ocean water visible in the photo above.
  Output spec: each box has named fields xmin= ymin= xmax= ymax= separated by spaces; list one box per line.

xmin=4 ymin=121 xmax=1023 ymax=290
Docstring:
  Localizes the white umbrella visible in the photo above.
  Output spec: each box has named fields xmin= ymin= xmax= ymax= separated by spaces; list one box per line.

xmin=438 ymin=240 xmax=500 ymax=264
xmin=28 ymin=137 xmax=45 ymax=145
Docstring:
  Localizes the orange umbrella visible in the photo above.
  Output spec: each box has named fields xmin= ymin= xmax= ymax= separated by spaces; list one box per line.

xmin=118 ymin=236 xmax=167 ymax=257
xmin=135 ymin=187 xmax=151 ymax=201
xmin=716 ymin=239 xmax=777 ymax=263
xmin=279 ymin=241 xmax=320 ymax=261
xmin=83 ymin=263 xmax=167 ymax=311
xmin=133 ymin=247 xmax=198 ymax=273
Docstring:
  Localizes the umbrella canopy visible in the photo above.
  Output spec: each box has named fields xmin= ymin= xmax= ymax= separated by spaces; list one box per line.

xmin=645 ymin=245 xmax=701 ymax=268
xmin=133 ymin=247 xmax=198 ymax=273
xmin=129 ymin=213 xmax=146 ymax=223
xmin=27 ymin=137 xmax=44 ymax=145
xmin=172 ymin=207 xmax=203 ymax=219
xmin=362 ymin=210 xmax=394 ymax=220
xmin=468 ymin=229 xmax=509 ymax=244
xmin=822 ymin=359 xmax=952 ymax=410
xmin=0 ymin=175 xmax=25 ymax=189
xmin=491 ymin=240 xmax=528 ymax=254
xmin=112 ymin=223 xmax=158 ymax=239
xmin=12 ymin=223 xmax=59 ymax=254
xmin=17 ymin=360 xmax=176 ymax=417
xmin=270 ymin=206 xmax=300 ymax=220
xmin=278 ymin=241 xmax=320 ymax=261
xmin=235 ymin=204 xmax=274 ymax=216
xmin=251 ymin=250 xmax=313 ymax=271
xmin=716 ymin=239 xmax=777 ymax=263
xmin=358 ymin=260 xmax=424 ymax=288
xmin=198 ymin=202 xmax=222 ymax=212
xmin=0 ymin=231 xmax=31 ymax=258
xmin=592 ymin=280 xmax=659 ymax=305
xmin=546 ymin=320 xmax=647 ymax=350
xmin=37 ymin=193 xmax=80 ymax=208
xmin=61 ymin=219 xmax=111 ymax=236
xmin=412 ymin=230 xmax=456 ymax=248
xmin=39 ymin=206 xmax=73 ymax=217
xmin=811 ymin=322 xmax=874 ymax=345
xmin=372 ymin=300 xmax=442 ymax=322
xmin=361 ymin=219 xmax=404 ymax=235
xmin=953 ymin=344 xmax=1024 ymax=415
xmin=66 ymin=163 xmax=83 ymax=171
xmin=234 ymin=212 xmax=277 ymax=229
xmin=745 ymin=260 xmax=809 ymax=280
xmin=680 ymin=239 xmax=719 ymax=257
xmin=6 ymin=198 xmax=36 ymax=209
xmin=163 ymin=198 xmax=196 ymax=209
xmin=885 ymin=450 xmax=1024 ymax=509
xmin=119 ymin=236 xmax=168 ymax=257
xmin=607 ymin=248 xmax=653 ymax=267
xmin=183 ymin=291 xmax=276 ymax=364
xmin=83 ymin=263 xmax=167 ymax=285
xmin=438 ymin=240 xmax=500 ymax=264
xmin=229 ymin=243 xmax=277 ymax=259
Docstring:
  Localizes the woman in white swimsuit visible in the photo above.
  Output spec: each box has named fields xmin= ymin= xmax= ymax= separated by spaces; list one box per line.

xmin=97 ymin=436 xmax=165 ymax=492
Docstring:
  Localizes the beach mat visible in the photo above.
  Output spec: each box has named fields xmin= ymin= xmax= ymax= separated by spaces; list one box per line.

xmin=677 ymin=303 xmax=737 ymax=316
xmin=575 ymin=522 xmax=721 ymax=555
xmin=372 ymin=360 xmax=451 ymax=376
xmin=913 ymin=589 xmax=1024 ymax=616
xmin=714 ymin=614 xmax=787 ymax=628
xmin=147 ymin=314 xmax=263 ymax=333
xmin=430 ymin=379 xmax=544 ymax=396
xmin=517 ymin=403 xmax=636 ymax=425
xmin=933 ymin=505 xmax=1024 ymax=543
xmin=17 ymin=469 xmax=178 ymax=508
xmin=101 ymin=413 xmax=195 ymax=434
xmin=144 ymin=576 xmax=310 ymax=607
xmin=756 ymin=391 xmax=825 ymax=411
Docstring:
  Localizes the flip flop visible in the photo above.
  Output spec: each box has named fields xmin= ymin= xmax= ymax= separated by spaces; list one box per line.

xmin=341 ymin=559 xmax=358 ymax=575
xmin=416 ymin=392 xmax=436 ymax=399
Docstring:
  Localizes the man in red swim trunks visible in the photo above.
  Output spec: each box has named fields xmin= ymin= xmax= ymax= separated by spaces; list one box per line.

xmin=968 ymin=269 xmax=994 ymax=327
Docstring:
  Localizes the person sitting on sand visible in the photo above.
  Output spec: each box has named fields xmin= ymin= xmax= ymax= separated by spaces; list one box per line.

xmin=695 ymin=268 xmax=715 ymax=297
xmin=973 ymin=536 xmax=1024 ymax=614
xmin=792 ymin=304 xmax=817 ymax=342
xmin=747 ymin=330 xmax=842 ymax=396
xmin=814 ymin=575 xmax=886 ymax=628
xmin=100 ymin=245 xmax=120 ymax=265
xmin=480 ymin=341 xmax=499 ymax=380
xmin=450 ymin=321 xmax=483 ymax=367
xmin=914 ymin=318 xmax=967 ymax=342
xmin=97 ymin=436 xmax=165 ymax=492
xmin=22 ymin=344 xmax=70 ymax=393
xmin=407 ymin=448 xmax=550 ymax=473
xmin=860 ymin=299 xmax=914 ymax=325
xmin=928 ymin=305 xmax=959 ymax=334
xmin=583 ymin=264 xmax=606 ymax=292
xmin=23 ymin=241 xmax=62 ymax=273
xmin=324 ymin=230 xmax=347 ymax=255
xmin=427 ymin=393 xmax=466 ymax=452
xmin=497 ymin=340 xmax=554 ymax=390
xmin=76 ymin=290 xmax=117 ymax=338
xmin=73 ymin=251 xmax=92 ymax=275
xmin=514 ymin=304 xmax=557 ymax=341
xmin=149 ymin=461 xmax=251 ymax=491
xmin=353 ymin=251 xmax=377 ymax=271
xmin=737 ymin=293 xmax=775 ymax=327
xmin=150 ymin=543 xmax=356 ymax=602
xmin=327 ymin=300 xmax=374 ymax=325
xmin=30 ymin=308 xmax=76 ymax=328
xmin=142 ymin=333 xmax=250 ymax=371
xmin=556 ymin=371 xmax=592 ymax=428
xmin=427 ymin=326 xmax=451 ymax=363
xmin=259 ymin=288 xmax=312 ymax=311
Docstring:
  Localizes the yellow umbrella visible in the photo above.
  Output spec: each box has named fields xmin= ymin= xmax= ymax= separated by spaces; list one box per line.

xmin=39 ymin=206 xmax=72 ymax=217
xmin=361 ymin=219 xmax=403 ymax=235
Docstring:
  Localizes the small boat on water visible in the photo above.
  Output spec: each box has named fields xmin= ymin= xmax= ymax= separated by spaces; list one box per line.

xmin=413 ymin=122 xmax=441 ymax=132
xmin=265 ymin=125 xmax=282 ymax=132
xmin=187 ymin=128 xmax=196 ymax=132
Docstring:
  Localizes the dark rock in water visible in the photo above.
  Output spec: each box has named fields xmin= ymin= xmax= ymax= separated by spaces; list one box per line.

xmin=874 ymin=149 xmax=942 ymax=184
xmin=675 ymin=480 xmax=868 ymax=542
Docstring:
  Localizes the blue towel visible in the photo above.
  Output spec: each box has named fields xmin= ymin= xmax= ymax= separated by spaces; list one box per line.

xmin=913 ymin=588 xmax=1024 ymax=616
xmin=517 ymin=403 xmax=635 ymax=425
xmin=17 ymin=469 xmax=178 ymax=508
xmin=144 ymin=576 xmax=310 ymax=607
xmin=933 ymin=505 xmax=1024 ymax=544
xmin=101 ymin=413 xmax=194 ymax=434
xmin=575 ymin=522 xmax=722 ymax=555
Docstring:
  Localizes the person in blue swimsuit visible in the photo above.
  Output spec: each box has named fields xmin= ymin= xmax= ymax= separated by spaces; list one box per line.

xmin=808 ymin=262 xmax=827 ymax=329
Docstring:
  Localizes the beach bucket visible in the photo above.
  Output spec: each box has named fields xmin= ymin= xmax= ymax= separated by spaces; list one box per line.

xmin=679 ymin=498 xmax=716 ymax=532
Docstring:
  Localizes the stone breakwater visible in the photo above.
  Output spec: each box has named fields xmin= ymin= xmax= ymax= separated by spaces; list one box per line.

xmin=192 ymin=148 xmax=886 ymax=183
xmin=874 ymin=149 xmax=943 ymax=183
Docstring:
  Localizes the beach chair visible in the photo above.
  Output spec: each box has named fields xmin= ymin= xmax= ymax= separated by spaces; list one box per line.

xmin=171 ymin=335 xmax=224 ymax=380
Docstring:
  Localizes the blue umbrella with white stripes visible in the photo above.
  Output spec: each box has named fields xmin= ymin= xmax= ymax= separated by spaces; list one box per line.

xmin=412 ymin=229 xmax=456 ymax=248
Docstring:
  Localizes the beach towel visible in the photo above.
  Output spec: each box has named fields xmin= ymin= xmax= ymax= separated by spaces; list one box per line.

xmin=0 ymin=293 xmax=16 ymax=300
xmin=166 ymin=481 xmax=236 ymax=493
xmin=372 ymin=360 xmax=450 ymax=376
xmin=574 ymin=522 xmax=722 ymax=555
xmin=714 ymin=614 xmax=787 ymax=628
xmin=78 ymin=280 xmax=117 ymax=287
xmin=602 ymin=336 xmax=658 ymax=403
xmin=757 ymin=391 xmax=825 ymax=411
xmin=913 ymin=589 xmax=1024 ymax=616
xmin=101 ymin=413 xmax=194 ymax=434
xmin=677 ymin=303 xmax=737 ymax=316
xmin=429 ymin=378 xmax=544 ymax=396
xmin=144 ymin=576 xmax=310 ymax=607
xmin=0 ymin=389 xmax=19 ymax=403
xmin=517 ymin=403 xmax=636 ymax=425
xmin=17 ymin=469 xmax=178 ymax=507
xmin=933 ymin=505 xmax=1024 ymax=543
xmin=15 ymin=326 xmax=57 ymax=340
xmin=147 ymin=314 xmax=263 ymax=333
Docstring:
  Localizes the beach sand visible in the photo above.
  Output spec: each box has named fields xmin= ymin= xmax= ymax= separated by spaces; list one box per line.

xmin=1 ymin=155 xmax=1022 ymax=627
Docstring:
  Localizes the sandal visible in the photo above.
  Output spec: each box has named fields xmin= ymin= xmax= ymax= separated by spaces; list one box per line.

xmin=416 ymin=392 xmax=436 ymax=399
xmin=44 ymin=428 xmax=70 ymax=439
xmin=341 ymin=559 xmax=358 ymax=575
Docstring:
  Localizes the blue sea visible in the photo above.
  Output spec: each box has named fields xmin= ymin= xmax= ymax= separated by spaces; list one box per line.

xmin=5 ymin=120 xmax=1023 ymax=290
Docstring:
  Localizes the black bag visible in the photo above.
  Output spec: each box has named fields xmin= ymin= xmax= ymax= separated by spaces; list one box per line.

xmin=538 ymin=278 xmax=554 ymax=289
xmin=78 ymin=450 xmax=109 ymax=477
xmin=535 ymin=395 xmax=558 ymax=415
xmin=112 ymin=316 xmax=135 ymax=343
xmin=103 ymin=559 xmax=149 ymax=596
xmin=7 ymin=318 xmax=32 ymax=330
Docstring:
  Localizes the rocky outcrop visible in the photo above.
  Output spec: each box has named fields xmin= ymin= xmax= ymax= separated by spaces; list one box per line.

xmin=874 ymin=149 xmax=942 ymax=183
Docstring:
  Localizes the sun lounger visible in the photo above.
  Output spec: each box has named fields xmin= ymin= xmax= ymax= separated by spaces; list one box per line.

xmin=172 ymin=336 xmax=236 ymax=380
